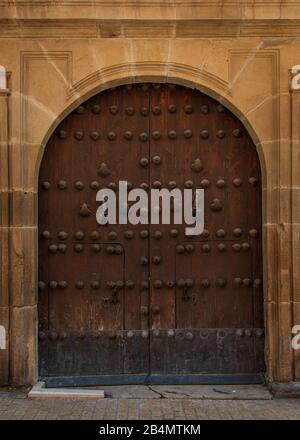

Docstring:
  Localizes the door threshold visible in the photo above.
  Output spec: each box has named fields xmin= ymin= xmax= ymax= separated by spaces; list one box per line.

xmin=28 ymin=381 xmax=105 ymax=399
xmin=42 ymin=373 xmax=265 ymax=388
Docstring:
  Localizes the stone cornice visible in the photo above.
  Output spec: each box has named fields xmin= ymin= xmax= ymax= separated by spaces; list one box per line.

xmin=1 ymin=1 xmax=300 ymax=21
xmin=1 ymin=19 xmax=300 ymax=38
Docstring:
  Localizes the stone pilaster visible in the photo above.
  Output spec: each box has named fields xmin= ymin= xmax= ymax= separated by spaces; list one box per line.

xmin=291 ymin=89 xmax=300 ymax=381
xmin=0 ymin=84 xmax=10 ymax=386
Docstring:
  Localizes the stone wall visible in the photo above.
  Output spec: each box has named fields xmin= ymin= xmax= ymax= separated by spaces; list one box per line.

xmin=0 ymin=0 xmax=299 ymax=388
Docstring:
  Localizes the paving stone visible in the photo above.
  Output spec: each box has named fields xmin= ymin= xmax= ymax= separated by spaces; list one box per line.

xmin=0 ymin=388 xmax=300 ymax=419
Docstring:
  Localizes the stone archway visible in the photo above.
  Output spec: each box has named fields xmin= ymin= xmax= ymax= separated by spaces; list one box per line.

xmin=37 ymin=82 xmax=264 ymax=386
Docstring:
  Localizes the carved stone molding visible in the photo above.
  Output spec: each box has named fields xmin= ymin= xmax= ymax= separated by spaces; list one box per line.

xmin=21 ymin=50 xmax=72 ymax=131
xmin=67 ymin=61 xmax=230 ymax=100
xmin=2 ymin=20 xmax=300 ymax=39
xmin=1 ymin=1 xmax=300 ymax=22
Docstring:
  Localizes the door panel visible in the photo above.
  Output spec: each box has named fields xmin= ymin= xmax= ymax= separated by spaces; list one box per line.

xmin=148 ymin=84 xmax=263 ymax=375
xmin=38 ymin=83 xmax=264 ymax=381
xmin=39 ymin=85 xmax=151 ymax=377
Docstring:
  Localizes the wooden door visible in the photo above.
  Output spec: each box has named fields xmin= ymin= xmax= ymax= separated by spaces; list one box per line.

xmin=148 ymin=85 xmax=264 ymax=377
xmin=38 ymin=83 xmax=264 ymax=384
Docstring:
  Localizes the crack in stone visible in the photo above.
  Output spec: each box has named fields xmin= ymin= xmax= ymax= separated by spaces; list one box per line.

xmin=147 ymin=385 xmax=165 ymax=399
xmin=163 ymin=390 xmax=191 ymax=397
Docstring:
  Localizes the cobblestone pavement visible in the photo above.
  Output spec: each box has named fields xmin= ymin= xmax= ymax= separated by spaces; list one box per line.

xmin=0 ymin=390 xmax=300 ymax=419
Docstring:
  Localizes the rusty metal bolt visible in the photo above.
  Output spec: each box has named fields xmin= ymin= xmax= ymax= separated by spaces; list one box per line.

xmin=153 ymin=280 xmax=163 ymax=289
xmin=176 ymin=244 xmax=185 ymax=254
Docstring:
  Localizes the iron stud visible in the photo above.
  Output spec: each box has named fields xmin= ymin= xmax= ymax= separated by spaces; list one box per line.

xmin=200 ymin=130 xmax=209 ymax=139
xmin=140 ymin=182 xmax=149 ymax=190
xmin=124 ymin=230 xmax=134 ymax=239
xmin=184 ymin=180 xmax=193 ymax=188
xmin=216 ymin=278 xmax=227 ymax=287
xmin=210 ymin=198 xmax=222 ymax=212
xmin=124 ymin=131 xmax=133 ymax=140
xmin=74 ymin=231 xmax=85 ymax=240
xmin=90 ymin=231 xmax=100 ymax=240
xmin=90 ymin=131 xmax=100 ymax=141
xmin=185 ymin=244 xmax=195 ymax=253
xmin=125 ymin=106 xmax=134 ymax=115
xmin=232 ymin=128 xmax=243 ymax=138
xmin=201 ymin=279 xmax=210 ymax=288
xmin=109 ymin=105 xmax=118 ymax=114
xmin=140 ymin=107 xmax=149 ymax=116
xmin=139 ymin=132 xmax=148 ymax=142
xmin=200 ymin=179 xmax=210 ymax=188
xmin=75 ymin=105 xmax=85 ymax=114
xmin=58 ymin=244 xmax=67 ymax=253
xmin=58 ymin=281 xmax=68 ymax=289
xmin=57 ymin=180 xmax=67 ymax=189
xmin=200 ymin=105 xmax=209 ymax=114
xmin=232 ymin=243 xmax=241 ymax=252
xmin=254 ymin=278 xmax=262 ymax=288
xmin=75 ymin=181 xmax=84 ymax=190
xmin=42 ymin=230 xmax=50 ymax=239
xmin=74 ymin=244 xmax=84 ymax=252
xmin=57 ymin=130 xmax=67 ymax=139
xmin=49 ymin=281 xmax=58 ymax=289
xmin=191 ymin=158 xmax=203 ymax=172
xmin=91 ymin=281 xmax=100 ymax=290
xmin=152 ymin=255 xmax=161 ymax=265
xmin=140 ymin=230 xmax=149 ymax=238
xmin=98 ymin=163 xmax=111 ymax=177
xmin=217 ymin=243 xmax=226 ymax=252
xmin=216 ymin=179 xmax=226 ymax=188
xmin=168 ymin=104 xmax=176 ymax=113
xmin=38 ymin=281 xmax=46 ymax=291
xmin=152 ymin=155 xmax=161 ymax=165
xmin=233 ymin=278 xmax=243 ymax=287
xmin=249 ymin=177 xmax=258 ymax=186
xmin=48 ymin=244 xmax=57 ymax=253
xmin=91 ymin=104 xmax=101 ymax=114
xmin=176 ymin=244 xmax=185 ymax=254
xmin=243 ymin=278 xmax=252 ymax=287
xmin=168 ymin=130 xmax=177 ymax=139
xmin=152 ymin=106 xmax=161 ymax=115
xmin=168 ymin=180 xmax=177 ymax=189
xmin=202 ymin=244 xmax=211 ymax=253
xmin=233 ymin=228 xmax=243 ymax=237
xmin=140 ymin=256 xmax=149 ymax=266
xmin=107 ymin=131 xmax=116 ymax=141
xmin=184 ymin=104 xmax=193 ymax=114
xmin=74 ymin=131 xmax=84 ymax=140
xmin=139 ymin=157 xmax=149 ymax=167
xmin=108 ymin=231 xmax=117 ymax=240
xmin=241 ymin=242 xmax=250 ymax=251
xmin=57 ymin=231 xmax=68 ymax=240
xmin=42 ymin=181 xmax=51 ymax=190
xmin=79 ymin=203 xmax=92 ymax=217
xmin=184 ymin=129 xmax=193 ymax=139
xmin=90 ymin=181 xmax=99 ymax=190
xmin=152 ymin=131 xmax=161 ymax=140
xmin=216 ymin=130 xmax=226 ymax=139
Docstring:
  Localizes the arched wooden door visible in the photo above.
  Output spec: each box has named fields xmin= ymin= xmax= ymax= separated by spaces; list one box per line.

xmin=38 ymin=83 xmax=264 ymax=385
